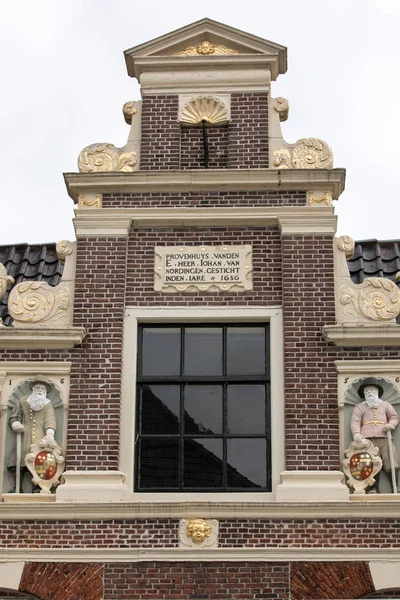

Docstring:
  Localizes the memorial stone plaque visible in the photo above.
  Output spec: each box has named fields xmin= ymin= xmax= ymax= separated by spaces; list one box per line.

xmin=154 ymin=245 xmax=253 ymax=292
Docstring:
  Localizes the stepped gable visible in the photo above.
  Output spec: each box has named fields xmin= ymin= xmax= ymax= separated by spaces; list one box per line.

xmin=0 ymin=243 xmax=64 ymax=326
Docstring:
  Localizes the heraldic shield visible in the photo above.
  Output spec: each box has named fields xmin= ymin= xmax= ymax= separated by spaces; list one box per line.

xmin=343 ymin=437 xmax=382 ymax=494
xmin=25 ymin=440 xmax=65 ymax=494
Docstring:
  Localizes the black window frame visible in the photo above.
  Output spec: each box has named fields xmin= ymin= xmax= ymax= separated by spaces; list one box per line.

xmin=135 ymin=323 xmax=271 ymax=492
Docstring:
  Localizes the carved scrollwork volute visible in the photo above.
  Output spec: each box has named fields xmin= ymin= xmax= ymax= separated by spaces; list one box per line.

xmin=334 ymin=236 xmax=400 ymax=324
xmin=273 ymin=138 xmax=333 ymax=169
xmin=78 ymin=143 xmax=137 ymax=173
xmin=8 ymin=282 xmax=71 ymax=328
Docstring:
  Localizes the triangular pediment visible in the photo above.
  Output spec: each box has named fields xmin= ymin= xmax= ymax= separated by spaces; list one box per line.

xmin=124 ymin=18 xmax=287 ymax=80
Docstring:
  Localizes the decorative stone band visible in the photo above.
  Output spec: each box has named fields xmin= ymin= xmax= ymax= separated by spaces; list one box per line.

xmin=334 ymin=236 xmax=400 ymax=324
xmin=273 ymin=138 xmax=333 ymax=169
xmin=78 ymin=143 xmax=137 ymax=173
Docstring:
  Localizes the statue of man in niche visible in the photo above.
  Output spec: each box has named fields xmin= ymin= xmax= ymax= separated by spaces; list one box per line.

xmin=350 ymin=378 xmax=399 ymax=493
xmin=8 ymin=380 xmax=56 ymax=493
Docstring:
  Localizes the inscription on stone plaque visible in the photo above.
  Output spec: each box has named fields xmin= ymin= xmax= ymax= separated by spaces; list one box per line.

xmin=154 ymin=245 xmax=253 ymax=292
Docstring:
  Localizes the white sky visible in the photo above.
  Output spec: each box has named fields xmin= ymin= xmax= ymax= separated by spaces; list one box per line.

xmin=0 ymin=0 xmax=399 ymax=245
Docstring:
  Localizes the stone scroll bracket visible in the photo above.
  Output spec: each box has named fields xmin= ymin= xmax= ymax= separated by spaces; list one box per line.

xmin=77 ymin=100 xmax=142 ymax=173
xmin=333 ymin=236 xmax=400 ymax=325
xmin=7 ymin=241 xmax=77 ymax=329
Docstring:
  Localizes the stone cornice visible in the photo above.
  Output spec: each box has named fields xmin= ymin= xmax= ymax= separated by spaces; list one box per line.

xmin=2 ymin=500 xmax=400 ymax=520
xmin=0 ymin=327 xmax=85 ymax=349
xmin=73 ymin=206 xmax=337 ymax=237
xmin=323 ymin=324 xmax=400 ymax=347
xmin=2 ymin=546 xmax=400 ymax=563
xmin=64 ymin=169 xmax=346 ymax=203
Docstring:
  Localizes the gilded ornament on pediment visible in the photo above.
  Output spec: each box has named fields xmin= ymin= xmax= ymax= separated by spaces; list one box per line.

xmin=175 ymin=40 xmax=239 ymax=56
xmin=273 ymin=138 xmax=333 ymax=170
xmin=180 ymin=96 xmax=230 ymax=126
xmin=340 ymin=277 xmax=400 ymax=322
xmin=78 ymin=143 xmax=137 ymax=173
xmin=273 ymin=97 xmax=289 ymax=122
xmin=123 ymin=101 xmax=138 ymax=124
xmin=8 ymin=281 xmax=70 ymax=325
xmin=78 ymin=194 xmax=102 ymax=209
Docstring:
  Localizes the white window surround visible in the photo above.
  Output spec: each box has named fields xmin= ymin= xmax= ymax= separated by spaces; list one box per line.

xmin=120 ymin=306 xmax=285 ymax=502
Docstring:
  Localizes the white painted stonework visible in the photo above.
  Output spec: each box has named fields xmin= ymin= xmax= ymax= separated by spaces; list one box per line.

xmin=56 ymin=471 xmax=130 ymax=502
xmin=275 ymin=471 xmax=349 ymax=502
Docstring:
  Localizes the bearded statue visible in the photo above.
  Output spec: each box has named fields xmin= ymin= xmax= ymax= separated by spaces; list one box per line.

xmin=8 ymin=380 xmax=56 ymax=493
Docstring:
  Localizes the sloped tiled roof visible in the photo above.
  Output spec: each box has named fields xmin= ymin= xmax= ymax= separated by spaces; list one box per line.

xmin=0 ymin=244 xmax=64 ymax=326
xmin=347 ymin=240 xmax=400 ymax=285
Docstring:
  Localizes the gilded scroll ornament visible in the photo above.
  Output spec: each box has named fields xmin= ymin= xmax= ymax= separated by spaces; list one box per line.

xmin=78 ymin=143 xmax=137 ymax=173
xmin=56 ymin=240 xmax=74 ymax=262
xmin=175 ymin=41 xmax=239 ymax=56
xmin=273 ymin=97 xmax=289 ymax=122
xmin=122 ymin=101 xmax=138 ymax=124
xmin=307 ymin=190 xmax=333 ymax=206
xmin=180 ymin=96 xmax=230 ymax=126
xmin=273 ymin=138 xmax=333 ymax=169
xmin=77 ymin=194 xmax=102 ymax=209
xmin=179 ymin=518 xmax=218 ymax=548
xmin=0 ymin=263 xmax=14 ymax=326
xmin=340 ymin=278 xmax=400 ymax=321
xmin=8 ymin=282 xmax=70 ymax=325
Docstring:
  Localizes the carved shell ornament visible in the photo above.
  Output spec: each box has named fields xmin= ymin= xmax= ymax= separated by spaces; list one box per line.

xmin=78 ymin=143 xmax=137 ymax=173
xmin=273 ymin=138 xmax=333 ymax=169
xmin=180 ymin=97 xmax=230 ymax=126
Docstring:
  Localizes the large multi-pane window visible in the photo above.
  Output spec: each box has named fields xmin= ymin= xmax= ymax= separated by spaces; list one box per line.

xmin=135 ymin=324 xmax=271 ymax=492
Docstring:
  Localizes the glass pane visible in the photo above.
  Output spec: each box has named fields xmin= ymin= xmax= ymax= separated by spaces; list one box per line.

xmin=227 ymin=385 xmax=265 ymax=434
xmin=138 ymin=439 xmax=179 ymax=489
xmin=227 ymin=439 xmax=266 ymax=488
xmin=183 ymin=438 xmax=223 ymax=488
xmin=141 ymin=328 xmax=180 ymax=376
xmin=226 ymin=327 xmax=266 ymax=375
xmin=184 ymin=385 xmax=222 ymax=434
xmin=140 ymin=385 xmax=180 ymax=434
xmin=184 ymin=327 xmax=222 ymax=376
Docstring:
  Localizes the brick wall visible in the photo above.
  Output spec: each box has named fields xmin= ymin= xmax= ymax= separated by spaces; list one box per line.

xmin=102 ymin=190 xmax=307 ymax=209
xmin=20 ymin=563 xmax=103 ymax=600
xmin=180 ymin=126 xmax=229 ymax=169
xmin=2 ymin=518 xmax=400 ymax=548
xmin=229 ymin=93 xmax=269 ymax=168
xmin=104 ymin=562 xmax=289 ymax=600
xmin=140 ymin=96 xmax=180 ymax=170
xmin=10 ymin=559 xmax=381 ymax=600
xmin=282 ymin=235 xmax=339 ymax=469
xmin=139 ymin=93 xmax=268 ymax=171
xmin=126 ymin=226 xmax=282 ymax=307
